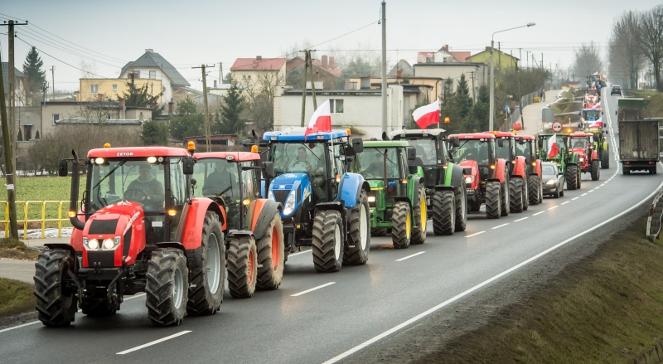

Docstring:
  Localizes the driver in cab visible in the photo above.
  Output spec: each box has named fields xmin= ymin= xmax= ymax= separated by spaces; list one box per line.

xmin=292 ymin=146 xmax=314 ymax=172
xmin=126 ymin=164 xmax=164 ymax=207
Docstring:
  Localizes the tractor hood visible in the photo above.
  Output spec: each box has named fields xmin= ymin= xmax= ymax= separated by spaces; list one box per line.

xmin=458 ymin=160 xmax=480 ymax=189
xmin=269 ymin=173 xmax=313 ymax=218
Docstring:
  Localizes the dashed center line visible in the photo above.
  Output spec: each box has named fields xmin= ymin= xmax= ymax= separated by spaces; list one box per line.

xmin=514 ymin=216 xmax=529 ymax=222
xmin=291 ymin=282 xmax=336 ymax=297
xmin=572 ymin=197 xmax=579 ymax=201
xmin=533 ymin=211 xmax=546 ymax=216
xmin=581 ymin=193 xmax=588 ymax=196
xmin=117 ymin=331 xmax=192 ymax=355
xmin=548 ymin=205 xmax=559 ymax=210
xmin=395 ymin=251 xmax=426 ymax=262
xmin=492 ymin=223 xmax=509 ymax=230
xmin=561 ymin=201 xmax=570 ymax=205
xmin=465 ymin=231 xmax=485 ymax=238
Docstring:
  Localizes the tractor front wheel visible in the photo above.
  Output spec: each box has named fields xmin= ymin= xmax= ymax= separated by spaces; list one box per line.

xmin=256 ymin=214 xmax=285 ymax=290
xmin=227 ymin=235 xmax=258 ymax=298
xmin=601 ymin=148 xmax=610 ymax=169
xmin=500 ymin=177 xmax=510 ymax=217
xmin=392 ymin=201 xmax=412 ymax=248
xmin=34 ymin=249 xmax=78 ymax=327
xmin=432 ymin=191 xmax=455 ymax=235
xmin=344 ymin=190 xmax=371 ymax=264
xmin=509 ymin=178 xmax=524 ymax=213
xmin=454 ymin=186 xmax=467 ymax=232
xmin=187 ymin=212 xmax=225 ymax=314
xmin=527 ymin=175 xmax=541 ymax=205
xmin=591 ymin=160 xmax=600 ymax=181
xmin=312 ymin=210 xmax=344 ymax=272
xmin=566 ymin=165 xmax=579 ymax=190
xmin=411 ymin=186 xmax=428 ymax=244
xmin=146 ymin=248 xmax=188 ymax=326
xmin=485 ymin=181 xmax=501 ymax=219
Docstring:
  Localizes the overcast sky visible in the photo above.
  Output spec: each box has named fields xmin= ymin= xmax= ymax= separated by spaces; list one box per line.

xmin=2 ymin=0 xmax=661 ymax=91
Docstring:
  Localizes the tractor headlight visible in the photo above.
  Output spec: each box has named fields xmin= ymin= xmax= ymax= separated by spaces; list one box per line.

xmin=367 ymin=195 xmax=376 ymax=203
xmin=579 ymin=157 xmax=584 ymax=162
xmin=283 ymin=191 xmax=296 ymax=216
xmin=464 ymin=176 xmax=473 ymax=184
xmin=84 ymin=238 xmax=99 ymax=250
xmin=546 ymin=179 xmax=557 ymax=186
xmin=102 ymin=236 xmax=121 ymax=250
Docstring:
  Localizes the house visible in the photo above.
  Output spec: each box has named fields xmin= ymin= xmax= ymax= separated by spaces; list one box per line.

xmin=413 ymin=62 xmax=487 ymax=101
xmin=466 ymin=47 xmax=519 ymax=70
xmin=286 ymin=55 xmax=342 ymax=90
xmin=417 ymin=45 xmax=471 ymax=64
xmin=119 ymin=49 xmax=190 ymax=112
xmin=230 ymin=56 xmax=286 ymax=95
xmin=2 ymin=62 xmax=26 ymax=107
xmin=78 ymin=78 xmax=163 ymax=104
xmin=388 ymin=59 xmax=414 ymax=78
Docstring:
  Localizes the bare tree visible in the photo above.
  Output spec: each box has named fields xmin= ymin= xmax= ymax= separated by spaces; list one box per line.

xmin=240 ymin=72 xmax=283 ymax=133
xmin=609 ymin=11 xmax=643 ymax=89
xmin=640 ymin=5 xmax=663 ymax=91
xmin=573 ymin=42 xmax=603 ymax=80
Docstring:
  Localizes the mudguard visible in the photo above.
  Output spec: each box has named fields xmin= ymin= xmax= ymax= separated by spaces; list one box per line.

xmin=44 ymin=243 xmax=76 ymax=255
xmin=179 ymin=197 xmax=227 ymax=251
xmin=458 ymin=160 xmax=480 ymax=191
xmin=69 ymin=222 xmax=85 ymax=252
xmin=494 ymin=158 xmax=508 ymax=183
xmin=512 ymin=156 xmax=527 ymax=179
xmin=534 ymin=159 xmax=542 ymax=176
xmin=337 ymin=172 xmax=368 ymax=209
xmin=247 ymin=198 xmax=281 ymax=241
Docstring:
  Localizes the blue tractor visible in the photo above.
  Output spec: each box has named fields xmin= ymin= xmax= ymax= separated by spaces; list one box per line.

xmin=263 ymin=129 xmax=370 ymax=272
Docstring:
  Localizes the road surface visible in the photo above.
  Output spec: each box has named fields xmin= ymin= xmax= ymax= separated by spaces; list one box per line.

xmin=0 ymin=91 xmax=661 ymax=364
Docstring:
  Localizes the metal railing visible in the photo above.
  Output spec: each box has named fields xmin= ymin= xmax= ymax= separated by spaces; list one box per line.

xmin=1 ymin=200 xmax=71 ymax=239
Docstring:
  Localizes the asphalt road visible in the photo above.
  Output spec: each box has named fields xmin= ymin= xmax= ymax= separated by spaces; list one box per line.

xmin=1 ymin=91 xmax=661 ymax=364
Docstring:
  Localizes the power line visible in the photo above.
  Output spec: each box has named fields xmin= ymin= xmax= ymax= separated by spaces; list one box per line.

xmin=16 ymin=36 xmax=109 ymax=78
xmin=310 ymin=19 xmax=379 ymax=48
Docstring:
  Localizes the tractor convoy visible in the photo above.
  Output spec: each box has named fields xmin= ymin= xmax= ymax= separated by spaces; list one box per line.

xmin=38 ymin=107 xmax=613 ymax=327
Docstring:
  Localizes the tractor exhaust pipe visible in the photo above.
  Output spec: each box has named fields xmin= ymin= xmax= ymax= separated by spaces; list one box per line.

xmin=69 ymin=150 xmax=85 ymax=230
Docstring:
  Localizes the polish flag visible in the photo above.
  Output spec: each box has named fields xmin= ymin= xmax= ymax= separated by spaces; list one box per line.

xmin=305 ymin=100 xmax=332 ymax=135
xmin=412 ymin=100 xmax=440 ymax=129
xmin=547 ymin=134 xmax=560 ymax=159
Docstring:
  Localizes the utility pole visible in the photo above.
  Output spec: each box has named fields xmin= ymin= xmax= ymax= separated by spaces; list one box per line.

xmin=218 ymin=62 xmax=223 ymax=84
xmin=50 ymin=65 xmax=55 ymax=98
xmin=300 ymin=51 xmax=308 ymax=127
xmin=489 ymin=39 xmax=495 ymax=131
xmin=541 ymin=53 xmax=543 ymax=71
xmin=2 ymin=19 xmax=28 ymax=144
xmin=307 ymin=50 xmax=317 ymax=109
xmin=192 ymin=64 xmax=215 ymax=151
xmin=380 ymin=0 xmax=387 ymax=133
xmin=0 ymin=50 xmax=18 ymax=241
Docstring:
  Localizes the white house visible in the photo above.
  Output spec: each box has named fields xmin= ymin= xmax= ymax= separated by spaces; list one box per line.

xmin=414 ymin=62 xmax=487 ymax=100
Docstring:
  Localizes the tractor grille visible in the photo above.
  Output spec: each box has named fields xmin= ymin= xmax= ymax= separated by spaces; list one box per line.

xmin=88 ymin=219 xmax=117 ymax=235
xmin=87 ymin=251 xmax=115 ymax=267
xmin=272 ymin=190 xmax=290 ymax=204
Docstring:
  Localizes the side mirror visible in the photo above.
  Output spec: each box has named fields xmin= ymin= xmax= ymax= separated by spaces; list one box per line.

xmin=381 ymin=131 xmax=389 ymax=141
xmin=262 ymin=161 xmax=275 ymax=179
xmin=407 ymin=147 xmax=417 ymax=162
xmin=58 ymin=160 xmax=68 ymax=177
xmin=449 ymin=138 xmax=460 ymax=148
xmin=350 ymin=137 xmax=363 ymax=154
xmin=183 ymin=157 xmax=195 ymax=175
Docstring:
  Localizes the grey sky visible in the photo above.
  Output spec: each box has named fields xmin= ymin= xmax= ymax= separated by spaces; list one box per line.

xmin=2 ymin=0 xmax=661 ymax=91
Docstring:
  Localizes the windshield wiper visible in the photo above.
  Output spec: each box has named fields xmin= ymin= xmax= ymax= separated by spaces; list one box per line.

xmin=93 ymin=160 xmax=127 ymax=191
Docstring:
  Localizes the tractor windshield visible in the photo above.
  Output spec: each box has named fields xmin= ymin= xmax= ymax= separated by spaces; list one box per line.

xmin=89 ymin=159 xmax=167 ymax=213
xmin=451 ymin=139 xmax=490 ymax=166
xmin=194 ymin=159 xmax=240 ymax=201
xmin=495 ymin=138 xmax=513 ymax=160
xmin=582 ymin=109 xmax=601 ymax=121
xmin=407 ymin=138 xmax=436 ymax=166
xmin=270 ymin=142 xmax=326 ymax=176
xmin=571 ymin=138 xmax=589 ymax=149
xmin=515 ymin=140 xmax=532 ymax=159
xmin=355 ymin=148 xmax=400 ymax=179
xmin=539 ymin=135 xmax=567 ymax=157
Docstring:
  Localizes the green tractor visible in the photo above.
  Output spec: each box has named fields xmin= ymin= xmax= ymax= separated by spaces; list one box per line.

xmin=352 ymin=141 xmax=427 ymax=249
xmin=537 ymin=133 xmax=582 ymax=190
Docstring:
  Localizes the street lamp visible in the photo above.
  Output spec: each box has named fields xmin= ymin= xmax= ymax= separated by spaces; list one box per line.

xmin=488 ymin=22 xmax=536 ymax=131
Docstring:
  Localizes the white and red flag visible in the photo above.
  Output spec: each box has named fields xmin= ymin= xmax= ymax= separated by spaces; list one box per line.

xmin=547 ymin=134 xmax=560 ymax=159
xmin=412 ymin=100 xmax=440 ymax=129
xmin=305 ymin=100 xmax=332 ymax=135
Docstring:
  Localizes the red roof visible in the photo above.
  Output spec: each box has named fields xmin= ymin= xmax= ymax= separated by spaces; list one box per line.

xmin=230 ymin=57 xmax=286 ymax=71
xmin=449 ymin=51 xmax=471 ymax=61
xmin=448 ymin=133 xmax=495 ymax=139
xmin=88 ymin=147 xmax=189 ymax=158
xmin=194 ymin=152 xmax=260 ymax=162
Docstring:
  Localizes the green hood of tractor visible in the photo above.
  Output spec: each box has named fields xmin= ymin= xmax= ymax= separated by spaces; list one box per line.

xmin=368 ymin=180 xmax=385 ymax=190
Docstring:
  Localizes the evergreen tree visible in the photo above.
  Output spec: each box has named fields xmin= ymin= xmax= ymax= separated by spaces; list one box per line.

xmin=169 ymin=97 xmax=203 ymax=140
xmin=22 ymin=47 xmax=47 ymax=105
xmin=122 ymin=77 xmax=161 ymax=108
xmin=218 ymin=82 xmax=245 ymax=134
xmin=469 ymin=86 xmax=490 ymax=132
xmin=141 ymin=120 xmax=169 ymax=145
xmin=454 ymin=74 xmax=473 ymax=119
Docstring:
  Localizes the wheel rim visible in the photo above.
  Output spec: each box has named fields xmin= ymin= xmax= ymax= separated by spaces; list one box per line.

xmin=334 ymin=223 xmax=342 ymax=261
xmin=359 ymin=204 xmax=368 ymax=251
xmin=420 ymin=194 xmax=427 ymax=232
xmin=271 ymin=226 xmax=281 ymax=270
xmin=248 ymin=244 xmax=256 ymax=286
xmin=173 ymin=264 xmax=184 ymax=309
xmin=405 ymin=211 xmax=411 ymax=240
xmin=206 ymin=233 xmax=221 ymax=295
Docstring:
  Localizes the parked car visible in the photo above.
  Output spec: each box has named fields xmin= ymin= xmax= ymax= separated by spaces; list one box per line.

xmin=610 ymin=85 xmax=622 ymax=96
xmin=541 ymin=162 xmax=565 ymax=198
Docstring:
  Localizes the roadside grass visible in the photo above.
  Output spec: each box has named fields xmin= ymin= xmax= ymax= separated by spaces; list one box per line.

xmin=419 ymin=218 xmax=663 ymax=363
xmin=0 ymin=239 xmax=39 ymax=260
xmin=630 ymin=90 xmax=663 ymax=117
xmin=0 ymin=278 xmax=34 ymax=317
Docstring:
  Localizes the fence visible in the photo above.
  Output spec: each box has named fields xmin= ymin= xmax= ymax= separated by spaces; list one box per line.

xmin=1 ymin=200 xmax=71 ymax=239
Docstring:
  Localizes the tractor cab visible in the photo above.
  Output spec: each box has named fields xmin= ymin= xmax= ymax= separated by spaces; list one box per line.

xmin=489 ymin=131 xmax=517 ymax=165
xmin=514 ymin=134 xmax=540 ymax=175
xmin=387 ymin=128 xmax=448 ymax=189
xmin=448 ymin=133 xmax=497 ymax=183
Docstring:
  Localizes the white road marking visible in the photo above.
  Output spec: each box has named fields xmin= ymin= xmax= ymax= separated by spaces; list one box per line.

xmin=289 ymin=249 xmax=311 ymax=257
xmin=581 ymin=193 xmax=588 ymax=196
xmin=491 ymin=223 xmax=509 ymax=230
xmin=572 ymin=197 xmax=579 ymax=201
xmin=561 ymin=201 xmax=570 ymax=205
xmin=116 ymin=331 xmax=192 ymax=355
xmin=323 ymin=176 xmax=663 ymax=364
xmin=533 ymin=211 xmax=545 ymax=216
xmin=547 ymin=205 xmax=558 ymax=210
xmin=514 ymin=217 xmax=529 ymax=222
xmin=290 ymin=282 xmax=336 ymax=297
xmin=465 ymin=231 xmax=485 ymax=238
xmin=395 ymin=251 xmax=426 ymax=262
xmin=125 ymin=293 xmax=145 ymax=301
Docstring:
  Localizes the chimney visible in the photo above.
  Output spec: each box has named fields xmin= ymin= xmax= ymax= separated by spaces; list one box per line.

xmin=329 ymin=56 xmax=335 ymax=67
xmin=213 ymin=80 xmax=218 ymax=88
xmin=256 ymin=55 xmax=262 ymax=61
xmin=441 ymin=44 xmax=449 ymax=52
xmin=145 ymin=48 xmax=154 ymax=53
xmin=321 ymin=55 xmax=328 ymax=68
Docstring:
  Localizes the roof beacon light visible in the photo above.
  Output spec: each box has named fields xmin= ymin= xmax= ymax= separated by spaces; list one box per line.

xmin=187 ymin=140 xmax=196 ymax=153
xmin=103 ymin=143 xmax=111 ymax=148
xmin=251 ymin=145 xmax=259 ymax=153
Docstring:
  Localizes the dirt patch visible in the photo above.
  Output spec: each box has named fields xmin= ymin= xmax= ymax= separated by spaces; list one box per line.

xmin=0 ymin=239 xmax=39 ymax=260
xmin=0 ymin=278 xmax=35 ymax=318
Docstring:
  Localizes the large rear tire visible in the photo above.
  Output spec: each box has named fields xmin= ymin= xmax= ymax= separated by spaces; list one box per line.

xmin=454 ymin=186 xmax=467 ymax=232
xmin=485 ymin=181 xmax=501 ymax=219
xmin=146 ymin=248 xmax=188 ymax=326
xmin=256 ymin=214 xmax=285 ymax=290
xmin=344 ymin=190 xmax=371 ymax=265
xmin=566 ymin=165 xmax=579 ymax=190
xmin=227 ymin=235 xmax=258 ymax=298
xmin=411 ymin=186 xmax=428 ymax=244
xmin=509 ymin=178 xmax=524 ymax=213
xmin=34 ymin=249 xmax=78 ymax=327
xmin=187 ymin=211 xmax=225 ymax=314
xmin=591 ymin=160 xmax=600 ymax=181
xmin=391 ymin=201 xmax=412 ymax=249
xmin=601 ymin=148 xmax=610 ymax=169
xmin=432 ymin=190 xmax=455 ymax=235
xmin=500 ymin=177 xmax=510 ymax=217
xmin=527 ymin=175 xmax=540 ymax=205
xmin=521 ymin=178 xmax=529 ymax=211
xmin=312 ymin=210 xmax=344 ymax=273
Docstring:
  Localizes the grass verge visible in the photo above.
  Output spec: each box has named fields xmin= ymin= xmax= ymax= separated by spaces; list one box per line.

xmin=417 ymin=217 xmax=663 ymax=363
xmin=0 ymin=278 xmax=34 ymax=318
xmin=0 ymin=239 xmax=39 ymax=260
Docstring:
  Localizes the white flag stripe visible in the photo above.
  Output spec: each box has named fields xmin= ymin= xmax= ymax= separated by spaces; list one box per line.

xmin=412 ymin=100 xmax=439 ymax=121
xmin=308 ymin=100 xmax=331 ymax=128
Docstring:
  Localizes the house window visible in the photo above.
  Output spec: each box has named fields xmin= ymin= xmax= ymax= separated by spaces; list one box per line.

xmin=130 ymin=71 xmax=140 ymax=78
xmin=149 ymin=70 xmax=156 ymax=79
xmin=23 ymin=125 xmax=32 ymax=141
xmin=112 ymin=84 xmax=118 ymax=93
xmin=330 ymin=99 xmax=344 ymax=114
xmin=90 ymin=84 xmax=98 ymax=94
xmin=52 ymin=113 xmax=60 ymax=123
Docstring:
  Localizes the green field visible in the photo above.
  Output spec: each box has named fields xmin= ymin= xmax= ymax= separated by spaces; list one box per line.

xmin=0 ymin=278 xmax=35 ymax=318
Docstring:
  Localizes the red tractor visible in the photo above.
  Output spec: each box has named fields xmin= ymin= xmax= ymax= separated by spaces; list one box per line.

xmin=193 ymin=151 xmax=285 ymax=298
xmin=489 ymin=131 xmax=529 ymax=213
xmin=513 ymin=134 xmax=544 ymax=206
xmin=35 ymin=145 xmax=228 ymax=327
xmin=448 ymin=133 xmax=510 ymax=218
xmin=569 ymin=131 xmax=600 ymax=181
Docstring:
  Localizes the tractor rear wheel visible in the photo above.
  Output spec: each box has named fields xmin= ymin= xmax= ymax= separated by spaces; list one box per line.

xmin=485 ymin=181 xmax=501 ymax=219
xmin=256 ymin=214 xmax=285 ymax=290
xmin=34 ymin=249 xmax=78 ymax=327
xmin=522 ymin=178 xmax=529 ymax=211
xmin=411 ymin=186 xmax=428 ymax=244
xmin=601 ymin=148 xmax=610 ymax=169
xmin=146 ymin=248 xmax=188 ymax=326
xmin=566 ymin=165 xmax=579 ymax=190
xmin=432 ymin=190 xmax=455 ymax=235
xmin=312 ymin=210 xmax=344 ymax=272
xmin=591 ymin=160 xmax=600 ymax=181
xmin=392 ymin=201 xmax=412 ymax=248
xmin=187 ymin=211 xmax=225 ymax=314
xmin=509 ymin=178 xmax=524 ymax=213
xmin=527 ymin=175 xmax=540 ymax=205
xmin=227 ymin=235 xmax=258 ymax=298
xmin=454 ymin=186 xmax=467 ymax=232
xmin=344 ymin=190 xmax=371 ymax=264
xmin=500 ymin=177 xmax=510 ymax=217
